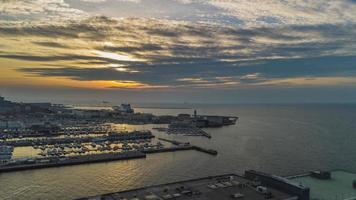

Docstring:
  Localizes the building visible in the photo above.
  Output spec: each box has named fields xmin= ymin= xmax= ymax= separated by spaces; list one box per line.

xmin=6 ymin=120 xmax=24 ymax=129
xmin=113 ymin=104 xmax=134 ymax=114
xmin=0 ymin=121 xmax=7 ymax=129
xmin=245 ymin=170 xmax=310 ymax=200
xmin=289 ymin=170 xmax=356 ymax=200
xmin=78 ymin=171 xmax=310 ymax=200
xmin=0 ymin=96 xmax=17 ymax=114
xmin=0 ymin=96 xmax=52 ymax=114
xmin=0 ymin=145 xmax=13 ymax=164
xmin=194 ymin=115 xmax=238 ymax=127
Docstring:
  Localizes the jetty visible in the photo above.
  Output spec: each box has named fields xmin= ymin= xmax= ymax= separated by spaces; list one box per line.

xmin=158 ymin=138 xmax=218 ymax=155
xmin=0 ymin=151 xmax=146 ymax=173
xmin=167 ymin=123 xmax=211 ymax=138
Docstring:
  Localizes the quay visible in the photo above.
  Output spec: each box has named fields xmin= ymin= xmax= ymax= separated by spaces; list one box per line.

xmin=0 ymin=142 xmax=216 ymax=173
xmin=158 ymin=138 xmax=190 ymax=146
xmin=158 ymin=138 xmax=218 ymax=155
xmin=0 ymin=151 xmax=146 ymax=173
xmin=0 ymin=137 xmax=218 ymax=173
xmin=141 ymin=146 xmax=194 ymax=154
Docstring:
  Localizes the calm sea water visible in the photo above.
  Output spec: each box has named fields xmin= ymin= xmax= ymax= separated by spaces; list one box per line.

xmin=1 ymin=104 xmax=356 ymax=200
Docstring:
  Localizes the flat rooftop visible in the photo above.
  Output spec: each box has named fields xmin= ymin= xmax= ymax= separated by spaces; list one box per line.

xmin=290 ymin=170 xmax=356 ymax=200
xmin=80 ymin=174 xmax=296 ymax=200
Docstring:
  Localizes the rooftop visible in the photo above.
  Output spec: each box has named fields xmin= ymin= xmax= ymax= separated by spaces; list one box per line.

xmin=290 ymin=170 xmax=356 ymax=200
xmin=79 ymin=174 xmax=298 ymax=200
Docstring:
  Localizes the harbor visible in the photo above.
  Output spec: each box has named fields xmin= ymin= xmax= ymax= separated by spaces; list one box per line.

xmin=0 ymin=133 xmax=218 ymax=173
xmin=0 ymin=96 xmax=229 ymax=173
xmin=0 ymin=144 xmax=217 ymax=173
xmin=0 ymin=101 xmax=355 ymax=200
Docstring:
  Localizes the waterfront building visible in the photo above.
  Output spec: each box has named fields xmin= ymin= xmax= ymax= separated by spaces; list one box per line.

xmin=79 ymin=171 xmax=310 ymax=200
xmin=0 ymin=121 xmax=7 ymax=129
xmin=289 ymin=170 xmax=356 ymax=200
xmin=113 ymin=104 xmax=134 ymax=114
xmin=0 ymin=96 xmax=16 ymax=113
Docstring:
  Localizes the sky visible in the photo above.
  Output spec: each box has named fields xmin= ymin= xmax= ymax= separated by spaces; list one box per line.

xmin=0 ymin=0 xmax=356 ymax=104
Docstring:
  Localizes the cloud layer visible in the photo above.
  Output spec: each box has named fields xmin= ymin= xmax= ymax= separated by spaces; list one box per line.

xmin=0 ymin=0 xmax=355 ymax=94
xmin=2 ymin=0 xmax=356 ymax=26
xmin=0 ymin=16 xmax=355 ymax=89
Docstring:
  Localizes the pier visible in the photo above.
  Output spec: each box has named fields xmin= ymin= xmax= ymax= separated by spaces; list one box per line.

xmin=141 ymin=146 xmax=194 ymax=154
xmin=192 ymin=146 xmax=218 ymax=155
xmin=167 ymin=123 xmax=212 ymax=138
xmin=0 ymin=151 xmax=146 ymax=173
xmin=0 ymin=137 xmax=218 ymax=173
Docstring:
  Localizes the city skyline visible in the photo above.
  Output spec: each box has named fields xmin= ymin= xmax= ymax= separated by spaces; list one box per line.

xmin=1 ymin=0 xmax=356 ymax=103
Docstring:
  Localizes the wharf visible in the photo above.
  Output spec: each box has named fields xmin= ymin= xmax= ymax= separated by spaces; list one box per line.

xmin=158 ymin=138 xmax=190 ymax=146
xmin=0 ymin=145 xmax=213 ymax=173
xmin=0 ymin=137 xmax=217 ymax=173
xmin=0 ymin=151 xmax=146 ymax=173
xmin=141 ymin=146 xmax=194 ymax=154
xmin=158 ymin=138 xmax=218 ymax=155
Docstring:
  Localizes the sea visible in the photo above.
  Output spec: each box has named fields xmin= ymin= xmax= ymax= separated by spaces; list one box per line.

xmin=1 ymin=103 xmax=356 ymax=200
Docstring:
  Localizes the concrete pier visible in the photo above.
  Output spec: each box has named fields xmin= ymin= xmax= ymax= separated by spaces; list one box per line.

xmin=0 ymin=151 xmax=146 ymax=173
xmin=0 ymin=144 xmax=213 ymax=173
xmin=158 ymin=138 xmax=218 ymax=155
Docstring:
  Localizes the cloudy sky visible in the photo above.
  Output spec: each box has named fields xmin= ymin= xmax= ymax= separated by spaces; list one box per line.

xmin=0 ymin=0 xmax=356 ymax=103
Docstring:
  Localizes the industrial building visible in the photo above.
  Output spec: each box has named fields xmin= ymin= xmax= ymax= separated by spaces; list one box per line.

xmin=79 ymin=170 xmax=310 ymax=200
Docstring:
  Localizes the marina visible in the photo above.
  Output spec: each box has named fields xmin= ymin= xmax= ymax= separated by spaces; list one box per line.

xmin=0 ymin=103 xmax=355 ymax=200
xmin=0 ymin=133 xmax=218 ymax=173
xmin=0 ymin=144 xmax=217 ymax=173
xmin=0 ymin=131 xmax=154 ymax=147
xmin=0 ymin=96 xmax=230 ymax=174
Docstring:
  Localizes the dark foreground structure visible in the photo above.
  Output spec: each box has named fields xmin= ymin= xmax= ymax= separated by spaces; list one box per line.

xmin=78 ymin=170 xmax=310 ymax=200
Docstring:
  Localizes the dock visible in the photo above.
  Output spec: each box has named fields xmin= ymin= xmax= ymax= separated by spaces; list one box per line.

xmin=0 ymin=135 xmax=218 ymax=173
xmin=0 ymin=143 xmax=215 ymax=173
xmin=158 ymin=138 xmax=218 ymax=155
xmin=167 ymin=123 xmax=211 ymax=138
xmin=141 ymin=146 xmax=194 ymax=154
xmin=0 ymin=151 xmax=146 ymax=173
xmin=158 ymin=137 xmax=190 ymax=146
xmin=192 ymin=146 xmax=218 ymax=155
xmin=0 ymin=131 xmax=154 ymax=147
